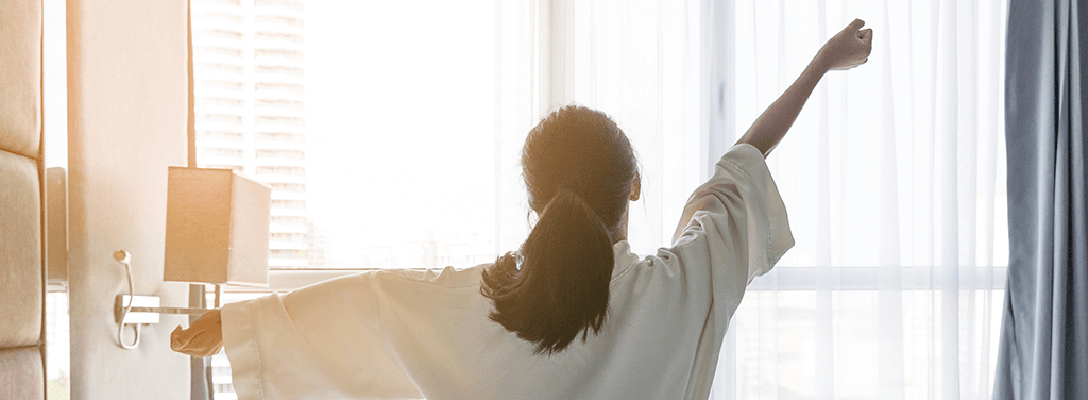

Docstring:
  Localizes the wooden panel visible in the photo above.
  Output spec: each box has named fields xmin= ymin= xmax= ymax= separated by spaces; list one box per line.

xmin=0 ymin=0 xmax=42 ymax=158
xmin=0 ymin=347 xmax=44 ymax=400
xmin=0 ymin=150 xmax=42 ymax=348
xmin=0 ymin=0 xmax=45 ymax=397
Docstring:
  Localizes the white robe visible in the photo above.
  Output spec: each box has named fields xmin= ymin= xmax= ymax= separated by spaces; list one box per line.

xmin=221 ymin=143 xmax=795 ymax=400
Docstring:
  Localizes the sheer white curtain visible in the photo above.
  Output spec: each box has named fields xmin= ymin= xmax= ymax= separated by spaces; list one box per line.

xmin=719 ymin=1 xmax=1008 ymax=399
xmin=496 ymin=0 xmax=1008 ymax=399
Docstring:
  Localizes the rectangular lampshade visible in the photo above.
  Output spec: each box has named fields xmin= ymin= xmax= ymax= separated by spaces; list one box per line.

xmin=164 ymin=167 xmax=271 ymax=286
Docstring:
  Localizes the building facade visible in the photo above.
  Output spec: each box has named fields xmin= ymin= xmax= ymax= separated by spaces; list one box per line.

xmin=190 ymin=0 xmax=316 ymax=269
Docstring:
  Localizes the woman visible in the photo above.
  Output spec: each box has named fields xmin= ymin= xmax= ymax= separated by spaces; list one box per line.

xmin=173 ymin=19 xmax=872 ymax=399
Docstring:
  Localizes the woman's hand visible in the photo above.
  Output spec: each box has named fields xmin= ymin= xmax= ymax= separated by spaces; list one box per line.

xmin=734 ymin=17 xmax=872 ymax=156
xmin=815 ymin=19 xmax=873 ymax=71
xmin=170 ymin=309 xmax=224 ymax=357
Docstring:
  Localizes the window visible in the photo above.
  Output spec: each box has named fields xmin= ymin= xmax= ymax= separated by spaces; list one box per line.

xmin=198 ymin=29 xmax=243 ymax=41
xmin=254 ymin=15 xmax=302 ymax=28
xmin=255 ymin=116 xmax=303 ymax=127
xmin=254 ymin=48 xmax=303 ymax=61
xmin=270 ymin=199 xmax=306 ymax=209
xmin=198 ymin=131 xmax=243 ymax=141
xmin=196 ymin=97 xmax=245 ymax=108
xmin=256 ymin=132 xmax=302 ymax=142
xmin=196 ymin=113 xmax=243 ymax=125
xmin=255 ymin=32 xmax=303 ymax=45
xmin=192 ymin=0 xmax=497 ymax=390
xmin=199 ymin=63 xmax=244 ymax=75
xmin=197 ymin=80 xmax=244 ymax=91
xmin=199 ymin=46 xmax=243 ymax=58
xmin=257 ymin=166 xmax=304 ymax=177
xmin=254 ymin=0 xmax=303 ymax=11
xmin=272 ymin=216 xmax=307 ymax=226
xmin=716 ymin=1 xmax=1008 ymax=399
xmin=271 ymin=232 xmax=306 ymax=242
xmin=268 ymin=183 xmax=305 ymax=193
xmin=256 ymin=98 xmax=304 ymax=109
xmin=193 ymin=0 xmax=497 ymax=278
xmin=255 ymin=65 xmax=304 ymax=78
xmin=254 ymin=82 xmax=303 ymax=93
xmin=192 ymin=0 xmax=1008 ymax=399
xmin=199 ymin=12 xmax=242 ymax=24
xmin=270 ymin=249 xmax=307 ymax=259
xmin=256 ymin=149 xmax=304 ymax=160
xmin=201 ymin=147 xmax=244 ymax=158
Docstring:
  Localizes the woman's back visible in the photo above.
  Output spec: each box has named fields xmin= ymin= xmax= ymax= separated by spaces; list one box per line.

xmin=220 ymin=144 xmax=793 ymax=400
xmin=364 ymin=241 xmax=704 ymax=399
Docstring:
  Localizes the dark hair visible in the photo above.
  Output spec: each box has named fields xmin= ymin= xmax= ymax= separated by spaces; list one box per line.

xmin=480 ymin=104 xmax=638 ymax=355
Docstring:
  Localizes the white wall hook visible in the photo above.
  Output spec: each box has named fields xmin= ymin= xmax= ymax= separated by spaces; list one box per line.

xmin=112 ymin=249 xmax=218 ymax=350
xmin=115 ymin=249 xmax=139 ymax=350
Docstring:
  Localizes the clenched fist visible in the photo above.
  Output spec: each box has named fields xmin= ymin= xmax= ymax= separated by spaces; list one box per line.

xmin=816 ymin=19 xmax=873 ymax=71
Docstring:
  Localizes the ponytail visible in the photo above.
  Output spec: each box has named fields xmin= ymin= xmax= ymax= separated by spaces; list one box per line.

xmin=480 ymin=188 xmax=614 ymax=355
xmin=483 ymin=104 xmax=637 ymax=355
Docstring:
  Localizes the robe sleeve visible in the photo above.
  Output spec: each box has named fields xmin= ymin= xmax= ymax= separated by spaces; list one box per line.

xmin=672 ymin=143 xmax=794 ymax=300
xmin=221 ymin=272 xmax=424 ymax=400
xmin=669 ymin=143 xmax=795 ymax=399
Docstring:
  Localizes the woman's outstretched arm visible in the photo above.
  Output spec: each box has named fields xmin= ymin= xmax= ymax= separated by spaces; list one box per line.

xmin=736 ymin=18 xmax=873 ymax=157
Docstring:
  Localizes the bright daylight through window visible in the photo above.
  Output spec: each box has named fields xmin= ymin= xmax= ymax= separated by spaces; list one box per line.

xmin=192 ymin=0 xmax=497 ymax=274
xmin=171 ymin=0 xmax=1011 ymax=399
xmin=190 ymin=0 xmax=497 ymax=397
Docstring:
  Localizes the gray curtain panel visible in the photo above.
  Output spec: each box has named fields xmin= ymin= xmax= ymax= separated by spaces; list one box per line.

xmin=994 ymin=0 xmax=1088 ymax=399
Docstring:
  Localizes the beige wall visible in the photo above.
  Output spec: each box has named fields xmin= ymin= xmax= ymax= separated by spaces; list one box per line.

xmin=66 ymin=0 xmax=191 ymax=398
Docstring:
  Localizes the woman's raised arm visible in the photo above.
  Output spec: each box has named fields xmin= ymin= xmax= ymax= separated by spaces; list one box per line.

xmin=671 ymin=19 xmax=872 ymax=243
xmin=735 ymin=18 xmax=873 ymax=157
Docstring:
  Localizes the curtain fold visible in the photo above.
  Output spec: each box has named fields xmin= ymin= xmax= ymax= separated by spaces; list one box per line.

xmin=994 ymin=0 xmax=1088 ymax=399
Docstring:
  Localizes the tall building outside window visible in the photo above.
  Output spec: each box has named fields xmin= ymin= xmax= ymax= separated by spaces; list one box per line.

xmin=192 ymin=0 xmax=318 ymax=269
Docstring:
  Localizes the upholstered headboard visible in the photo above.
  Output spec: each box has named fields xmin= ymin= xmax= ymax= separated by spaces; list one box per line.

xmin=0 ymin=0 xmax=46 ymax=398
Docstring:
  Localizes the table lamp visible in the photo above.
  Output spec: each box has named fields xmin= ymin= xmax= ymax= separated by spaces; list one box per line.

xmin=114 ymin=167 xmax=271 ymax=349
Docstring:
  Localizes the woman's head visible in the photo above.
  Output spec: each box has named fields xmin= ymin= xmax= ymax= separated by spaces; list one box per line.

xmin=481 ymin=104 xmax=639 ymax=355
xmin=521 ymin=105 xmax=640 ymax=234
